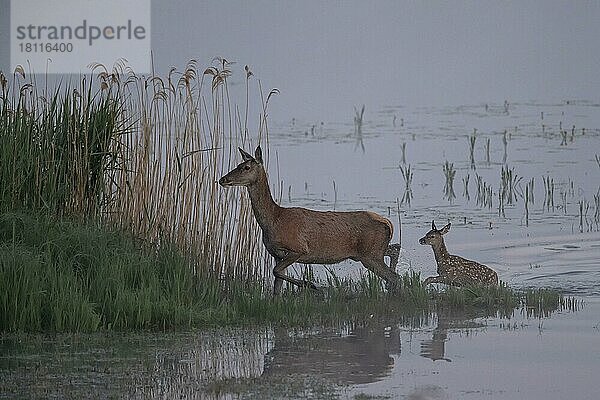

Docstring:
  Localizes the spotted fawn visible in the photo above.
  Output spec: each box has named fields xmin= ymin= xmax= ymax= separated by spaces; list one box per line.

xmin=419 ymin=221 xmax=498 ymax=286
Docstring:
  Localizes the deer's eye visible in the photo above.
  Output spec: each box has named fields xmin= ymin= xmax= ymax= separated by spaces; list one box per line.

xmin=244 ymin=165 xmax=251 ymax=171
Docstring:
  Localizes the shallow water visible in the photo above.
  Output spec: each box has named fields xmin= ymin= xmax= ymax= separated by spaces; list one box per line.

xmin=2 ymin=101 xmax=600 ymax=399
xmin=1 ymin=300 xmax=598 ymax=399
xmin=267 ymin=101 xmax=600 ymax=296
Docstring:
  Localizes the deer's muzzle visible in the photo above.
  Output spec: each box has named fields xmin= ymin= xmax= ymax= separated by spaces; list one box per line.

xmin=218 ymin=176 xmax=231 ymax=187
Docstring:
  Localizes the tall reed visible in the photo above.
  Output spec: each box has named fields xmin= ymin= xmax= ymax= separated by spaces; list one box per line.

xmin=0 ymin=70 xmax=125 ymax=217
xmin=353 ymin=105 xmax=365 ymax=152
xmin=1 ymin=60 xmax=273 ymax=286
xmin=475 ymin=174 xmax=493 ymax=209
xmin=462 ymin=174 xmax=470 ymax=201
xmin=594 ymin=188 xmax=600 ymax=223
xmin=499 ymin=165 xmax=522 ymax=206
xmin=523 ymin=178 xmax=534 ymax=226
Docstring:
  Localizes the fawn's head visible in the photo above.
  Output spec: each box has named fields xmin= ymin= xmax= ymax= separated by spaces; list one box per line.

xmin=419 ymin=220 xmax=451 ymax=246
xmin=219 ymin=146 xmax=265 ymax=187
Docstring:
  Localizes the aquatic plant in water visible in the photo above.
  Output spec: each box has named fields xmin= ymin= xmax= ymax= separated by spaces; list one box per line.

xmin=475 ymin=174 xmax=493 ymax=209
xmin=462 ymin=174 xmax=470 ymax=201
xmin=399 ymin=164 xmax=413 ymax=206
xmin=594 ymin=188 xmax=600 ymax=224
xmin=468 ymin=129 xmax=476 ymax=168
xmin=543 ymin=175 xmax=555 ymax=211
xmin=442 ymin=161 xmax=456 ymax=202
xmin=353 ymin=105 xmax=365 ymax=152
xmin=500 ymin=165 xmax=522 ymax=206
xmin=523 ymin=178 xmax=534 ymax=226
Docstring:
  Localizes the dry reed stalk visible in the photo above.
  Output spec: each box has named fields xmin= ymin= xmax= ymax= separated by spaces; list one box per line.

xmin=99 ymin=60 xmax=273 ymax=283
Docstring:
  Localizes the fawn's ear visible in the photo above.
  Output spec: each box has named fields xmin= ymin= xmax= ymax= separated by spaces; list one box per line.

xmin=239 ymin=148 xmax=254 ymax=162
xmin=254 ymin=145 xmax=263 ymax=164
xmin=440 ymin=223 xmax=451 ymax=235
xmin=431 ymin=220 xmax=437 ymax=230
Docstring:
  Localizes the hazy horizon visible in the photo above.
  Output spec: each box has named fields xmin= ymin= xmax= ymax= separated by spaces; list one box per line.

xmin=151 ymin=0 xmax=600 ymax=121
xmin=2 ymin=1 xmax=600 ymax=121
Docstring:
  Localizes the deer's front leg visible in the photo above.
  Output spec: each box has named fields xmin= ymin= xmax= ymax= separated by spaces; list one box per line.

xmin=273 ymin=259 xmax=284 ymax=296
xmin=272 ymin=252 xmax=317 ymax=296
xmin=423 ymin=275 xmax=447 ymax=286
xmin=424 ymin=273 xmax=469 ymax=287
xmin=272 ymin=255 xmax=291 ymax=296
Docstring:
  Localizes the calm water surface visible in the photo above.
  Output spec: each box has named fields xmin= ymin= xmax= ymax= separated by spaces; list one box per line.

xmin=2 ymin=101 xmax=599 ymax=399
xmin=268 ymin=101 xmax=600 ymax=295
xmin=1 ymin=301 xmax=598 ymax=399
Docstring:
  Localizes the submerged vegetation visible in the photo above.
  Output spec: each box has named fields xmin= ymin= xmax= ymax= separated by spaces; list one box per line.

xmin=0 ymin=64 xmax=576 ymax=333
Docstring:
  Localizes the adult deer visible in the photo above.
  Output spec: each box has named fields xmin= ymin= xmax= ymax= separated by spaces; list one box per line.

xmin=219 ymin=146 xmax=402 ymax=295
xmin=419 ymin=220 xmax=498 ymax=286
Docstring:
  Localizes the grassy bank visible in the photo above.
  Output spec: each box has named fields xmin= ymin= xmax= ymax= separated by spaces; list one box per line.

xmin=0 ymin=211 xmax=394 ymax=331
xmin=0 ymin=212 xmax=569 ymax=333
xmin=0 ymin=64 xmax=572 ymax=333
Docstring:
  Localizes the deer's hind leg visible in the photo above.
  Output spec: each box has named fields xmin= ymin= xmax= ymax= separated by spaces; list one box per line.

xmin=360 ymin=256 xmax=402 ymax=292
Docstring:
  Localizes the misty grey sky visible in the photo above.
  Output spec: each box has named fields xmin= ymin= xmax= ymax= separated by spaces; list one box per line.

xmin=150 ymin=0 xmax=600 ymax=120
xmin=2 ymin=1 xmax=600 ymax=121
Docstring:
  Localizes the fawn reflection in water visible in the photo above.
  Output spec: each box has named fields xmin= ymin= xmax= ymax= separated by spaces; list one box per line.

xmin=419 ymin=312 xmax=486 ymax=363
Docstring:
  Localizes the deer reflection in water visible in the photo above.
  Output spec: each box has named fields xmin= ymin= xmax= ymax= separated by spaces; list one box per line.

xmin=262 ymin=323 xmax=400 ymax=385
xmin=136 ymin=315 xmax=492 ymax=398
xmin=420 ymin=312 xmax=486 ymax=363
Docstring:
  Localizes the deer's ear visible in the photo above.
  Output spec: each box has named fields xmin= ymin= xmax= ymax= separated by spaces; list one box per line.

xmin=239 ymin=148 xmax=254 ymax=162
xmin=440 ymin=223 xmax=451 ymax=235
xmin=431 ymin=220 xmax=437 ymax=230
xmin=254 ymin=145 xmax=263 ymax=164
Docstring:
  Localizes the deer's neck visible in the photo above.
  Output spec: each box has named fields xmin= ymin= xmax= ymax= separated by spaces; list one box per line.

xmin=246 ymin=171 xmax=279 ymax=231
xmin=431 ymin=240 xmax=450 ymax=264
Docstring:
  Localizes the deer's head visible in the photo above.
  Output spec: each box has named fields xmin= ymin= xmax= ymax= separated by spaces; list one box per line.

xmin=219 ymin=146 xmax=264 ymax=187
xmin=419 ymin=220 xmax=451 ymax=246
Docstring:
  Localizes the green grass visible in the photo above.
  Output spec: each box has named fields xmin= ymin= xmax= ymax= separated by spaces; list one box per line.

xmin=0 ymin=211 xmax=209 ymax=331
xmin=0 ymin=77 xmax=125 ymax=217
xmin=0 ymin=211 xmax=417 ymax=332
xmin=0 ymin=211 xmax=570 ymax=333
